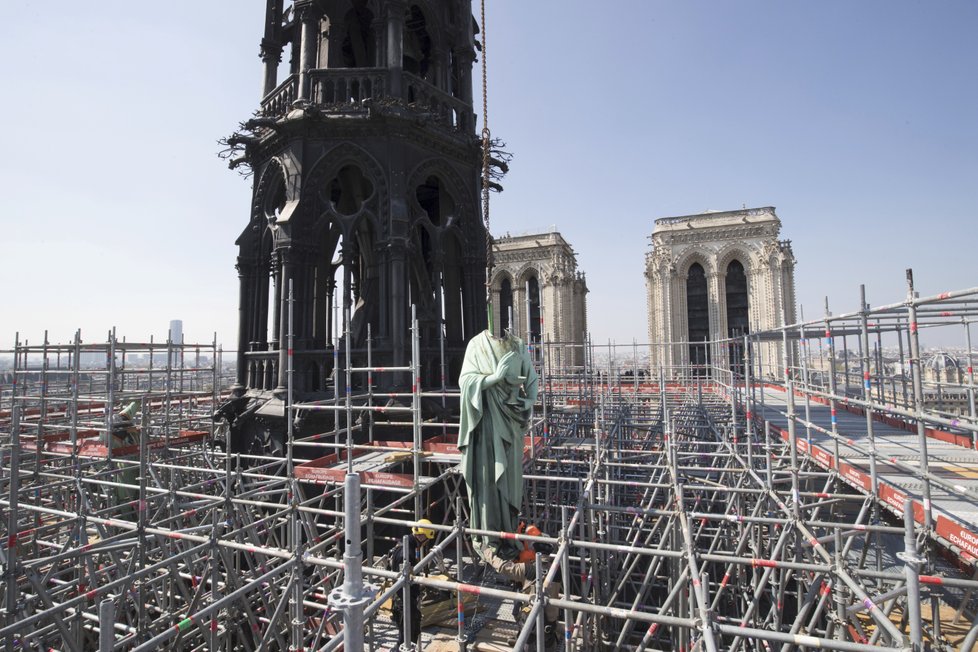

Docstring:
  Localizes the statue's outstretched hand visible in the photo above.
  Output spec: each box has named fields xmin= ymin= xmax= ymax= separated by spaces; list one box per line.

xmin=487 ymin=351 xmax=519 ymax=387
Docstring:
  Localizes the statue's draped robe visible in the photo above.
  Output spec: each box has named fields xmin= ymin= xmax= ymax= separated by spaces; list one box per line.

xmin=458 ymin=331 xmax=539 ymax=559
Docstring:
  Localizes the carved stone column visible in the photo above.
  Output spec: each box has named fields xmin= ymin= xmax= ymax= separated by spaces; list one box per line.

xmin=453 ymin=47 xmax=475 ymax=128
xmin=276 ymin=249 xmax=294 ymax=391
xmin=707 ymin=271 xmax=723 ymax=342
xmin=295 ymin=2 xmax=323 ymax=102
xmin=432 ymin=46 xmax=449 ymax=92
xmin=235 ymin=258 xmax=257 ymax=389
xmin=386 ymin=0 xmax=407 ymax=96
xmin=372 ymin=17 xmax=387 ymax=67
xmin=260 ymin=0 xmax=283 ymax=98
xmin=260 ymin=36 xmax=282 ymax=98
xmin=516 ymin=274 xmax=528 ymax=340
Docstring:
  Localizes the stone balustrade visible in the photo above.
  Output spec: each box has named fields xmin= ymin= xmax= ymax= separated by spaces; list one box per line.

xmin=258 ymin=69 xmax=473 ymax=134
xmin=310 ymin=68 xmax=387 ymax=106
xmin=403 ymin=72 xmax=473 ymax=133
xmin=260 ymin=73 xmax=298 ymax=117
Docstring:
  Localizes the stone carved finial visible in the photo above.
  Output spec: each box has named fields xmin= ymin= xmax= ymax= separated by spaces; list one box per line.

xmin=294 ymin=0 xmax=323 ymax=21
xmin=646 ymin=246 xmax=675 ymax=278
xmin=760 ymin=239 xmax=782 ymax=266
xmin=779 ymin=239 xmax=795 ymax=265
xmin=260 ymin=37 xmax=283 ymax=64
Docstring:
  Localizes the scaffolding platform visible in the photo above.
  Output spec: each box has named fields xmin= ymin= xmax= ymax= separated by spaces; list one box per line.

xmin=294 ymin=435 xmax=545 ymax=490
xmin=4 ymin=279 xmax=978 ymax=651
xmin=756 ymin=385 xmax=978 ymax=561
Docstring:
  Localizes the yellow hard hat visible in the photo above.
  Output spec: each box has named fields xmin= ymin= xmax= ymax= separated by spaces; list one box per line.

xmin=412 ymin=518 xmax=436 ymax=540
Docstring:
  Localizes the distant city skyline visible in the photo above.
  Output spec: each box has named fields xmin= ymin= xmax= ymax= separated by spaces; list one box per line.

xmin=1 ymin=1 xmax=975 ymax=350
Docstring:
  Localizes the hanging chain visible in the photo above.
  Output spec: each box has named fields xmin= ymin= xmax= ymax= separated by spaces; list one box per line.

xmin=480 ymin=0 xmax=492 ymax=278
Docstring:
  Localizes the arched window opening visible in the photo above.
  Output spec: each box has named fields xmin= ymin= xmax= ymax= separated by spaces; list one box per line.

xmin=686 ymin=263 xmax=710 ymax=376
xmin=404 ymin=5 xmax=432 ymax=79
xmin=416 ymin=175 xmax=455 ymax=226
xmin=442 ymin=235 xmax=464 ymax=342
xmin=349 ymin=221 xmax=376 ymax=328
xmin=725 ymin=259 xmax=749 ymax=377
xmin=407 ymin=224 xmax=438 ymax=332
xmin=330 ymin=233 xmax=346 ymax=346
xmin=313 ymin=218 xmax=378 ymax=368
xmin=527 ymin=275 xmax=541 ymax=353
xmin=450 ymin=50 xmax=461 ymax=98
xmin=267 ymin=265 xmax=278 ymax=346
xmin=272 ymin=24 xmax=296 ymax=90
xmin=419 ymin=225 xmax=434 ymax=276
xmin=499 ymin=278 xmax=513 ymax=333
xmin=328 ymin=165 xmax=373 ymax=216
xmin=264 ymin=176 xmax=287 ymax=222
xmin=341 ymin=5 xmax=376 ymax=68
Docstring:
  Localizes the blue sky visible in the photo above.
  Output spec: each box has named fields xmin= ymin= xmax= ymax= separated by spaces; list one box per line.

xmin=1 ymin=1 xmax=975 ymax=349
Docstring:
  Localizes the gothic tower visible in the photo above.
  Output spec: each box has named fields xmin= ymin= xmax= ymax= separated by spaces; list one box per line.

xmin=489 ymin=230 xmax=589 ymax=370
xmin=645 ymin=207 xmax=797 ymax=379
xmin=230 ymin=0 xmax=486 ymax=401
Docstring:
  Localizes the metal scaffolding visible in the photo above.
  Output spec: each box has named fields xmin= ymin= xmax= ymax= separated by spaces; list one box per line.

xmin=3 ymin=275 xmax=978 ymax=650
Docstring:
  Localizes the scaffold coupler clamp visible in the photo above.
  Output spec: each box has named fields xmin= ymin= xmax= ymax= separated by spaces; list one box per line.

xmin=327 ymin=579 xmax=377 ymax=613
xmin=896 ymin=551 xmax=926 ymax=567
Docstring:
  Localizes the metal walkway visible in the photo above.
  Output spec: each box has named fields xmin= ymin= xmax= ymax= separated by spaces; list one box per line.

xmin=753 ymin=385 xmax=978 ymax=561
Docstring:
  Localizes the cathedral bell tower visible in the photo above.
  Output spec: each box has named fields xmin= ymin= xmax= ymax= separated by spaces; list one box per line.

xmin=229 ymin=0 xmax=486 ymax=404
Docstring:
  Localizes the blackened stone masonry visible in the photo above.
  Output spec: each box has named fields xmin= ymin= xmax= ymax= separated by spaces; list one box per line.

xmin=218 ymin=0 xmax=486 ymax=455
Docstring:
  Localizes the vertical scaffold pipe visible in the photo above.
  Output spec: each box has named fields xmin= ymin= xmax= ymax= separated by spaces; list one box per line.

xmin=401 ymin=534 xmax=413 ymax=649
xmin=287 ymin=279 xmax=304 ymax=651
xmin=107 ymin=327 xmax=117 ymax=460
xmin=859 ymin=285 xmax=879 ymax=498
xmin=137 ymin=398 xmax=150 ymax=644
xmin=964 ymin=318 xmax=977 ymax=447
xmin=345 ymin=288 xmax=354 ymax=473
xmin=535 ymin=553 xmax=546 ymax=651
xmin=456 ymin=496 xmax=468 ymax=651
xmin=411 ymin=305 xmax=422 ymax=519
xmin=905 ymin=270 xmax=933 ymax=530
xmin=439 ymin=271 xmax=448 ymax=440
xmin=799 ymin=313 xmax=813 ymax=447
xmin=900 ymin=499 xmax=924 ymax=650
xmin=541 ymin=332 xmax=549 ymax=451
xmin=744 ymin=335 xmax=754 ymax=471
xmin=782 ymin=328 xmax=801 ymax=519
xmin=4 ymin=405 xmax=21 ymax=652
xmin=328 ymin=473 xmax=373 ymax=651
xmin=561 ymin=505 xmax=573 ymax=652
xmin=824 ymin=299 xmax=841 ymax=468
xmin=98 ymin=597 xmax=115 ymax=652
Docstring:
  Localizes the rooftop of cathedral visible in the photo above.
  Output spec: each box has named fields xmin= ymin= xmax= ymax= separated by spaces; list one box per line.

xmin=493 ymin=228 xmax=573 ymax=251
xmin=654 ymin=205 xmax=780 ymax=231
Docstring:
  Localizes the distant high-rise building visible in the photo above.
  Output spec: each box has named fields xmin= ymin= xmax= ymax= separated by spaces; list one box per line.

xmin=169 ymin=319 xmax=184 ymax=345
xmin=169 ymin=319 xmax=184 ymax=368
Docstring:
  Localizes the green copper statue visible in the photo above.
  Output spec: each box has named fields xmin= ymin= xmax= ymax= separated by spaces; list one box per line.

xmin=458 ymin=330 xmax=539 ymax=559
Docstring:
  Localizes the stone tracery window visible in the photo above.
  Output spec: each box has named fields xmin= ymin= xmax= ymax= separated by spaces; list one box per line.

xmin=415 ymin=175 xmax=455 ymax=226
xmin=341 ymin=4 xmax=376 ymax=68
xmin=328 ymin=164 xmax=373 ymax=216
xmin=404 ymin=5 xmax=432 ymax=80
xmin=499 ymin=277 xmax=513 ymax=332
xmin=686 ymin=262 xmax=710 ymax=375
xmin=725 ymin=259 xmax=749 ymax=377
xmin=725 ymin=260 xmax=749 ymax=337
xmin=527 ymin=275 xmax=541 ymax=346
